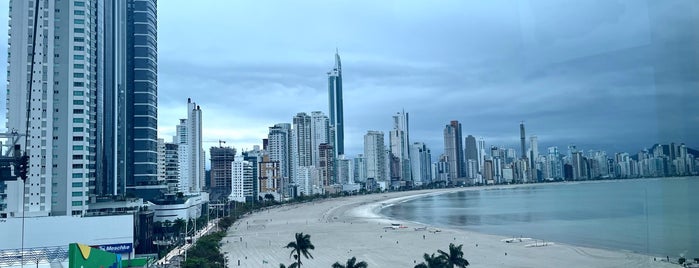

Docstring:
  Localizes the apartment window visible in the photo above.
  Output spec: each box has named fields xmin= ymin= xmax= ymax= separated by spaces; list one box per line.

xmin=74 ymin=19 xmax=84 ymax=24
xmin=72 ymin=164 xmax=83 ymax=169
xmin=73 ymin=73 xmax=84 ymax=78
xmin=73 ymin=37 xmax=84 ymax=42
xmin=73 ymin=46 xmax=84 ymax=51
xmin=73 ymin=82 xmax=84 ymax=87
xmin=73 ymin=55 xmax=84 ymax=60
xmin=71 ymin=191 xmax=82 ymax=196
xmin=72 ymin=155 xmax=83 ymax=160
xmin=73 ymin=100 xmax=84 ymax=105
xmin=74 ymin=64 xmax=84 ymax=69
xmin=73 ymin=91 xmax=84 ymax=96
xmin=73 ymin=109 xmax=84 ymax=114
xmin=72 ymin=145 xmax=83 ymax=151
xmin=74 ymin=28 xmax=84 ymax=33
xmin=72 ymin=136 xmax=84 ymax=141
xmin=74 ymin=10 xmax=84 ymax=15
xmin=74 ymin=1 xmax=85 ymax=7
xmin=72 ymin=127 xmax=83 ymax=132
xmin=72 ymin=201 xmax=82 ymax=206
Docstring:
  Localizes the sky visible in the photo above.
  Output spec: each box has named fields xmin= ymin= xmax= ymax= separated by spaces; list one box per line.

xmin=1 ymin=0 xmax=698 ymax=159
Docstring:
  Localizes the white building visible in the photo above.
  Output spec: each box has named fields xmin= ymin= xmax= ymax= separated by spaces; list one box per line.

xmin=230 ymin=157 xmax=253 ymax=203
xmin=310 ymin=111 xmax=329 ymax=166
xmin=4 ymin=0 xmax=99 ymax=217
xmin=268 ymin=123 xmax=291 ymax=195
xmin=389 ymin=111 xmax=411 ymax=182
xmin=364 ymin=131 xmax=387 ymax=182
xmin=291 ymin=113 xmax=312 ymax=188
xmin=353 ymin=154 xmax=367 ymax=182
xmin=175 ymin=99 xmax=205 ymax=194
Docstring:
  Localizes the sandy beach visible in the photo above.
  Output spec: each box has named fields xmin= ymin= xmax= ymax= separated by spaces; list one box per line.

xmin=221 ymin=187 xmax=676 ymax=267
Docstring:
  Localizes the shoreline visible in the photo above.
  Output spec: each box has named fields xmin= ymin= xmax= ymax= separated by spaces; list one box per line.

xmin=221 ymin=183 xmax=679 ymax=267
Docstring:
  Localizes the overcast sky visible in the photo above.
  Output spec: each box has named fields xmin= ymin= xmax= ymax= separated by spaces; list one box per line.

xmin=1 ymin=0 xmax=698 ymax=159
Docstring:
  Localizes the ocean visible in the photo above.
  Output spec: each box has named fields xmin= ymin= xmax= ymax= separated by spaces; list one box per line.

xmin=381 ymin=177 xmax=699 ymax=258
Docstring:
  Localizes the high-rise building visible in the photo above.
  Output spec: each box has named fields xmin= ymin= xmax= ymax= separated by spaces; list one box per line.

xmin=164 ymin=143 xmax=180 ymax=193
xmin=310 ymin=111 xmax=329 ymax=166
xmin=443 ymin=121 xmax=465 ymax=181
xmin=318 ymin=143 xmax=335 ymax=186
xmin=268 ymin=123 xmax=291 ymax=195
xmin=210 ymin=146 xmax=237 ymax=197
xmin=336 ymin=155 xmax=352 ymax=185
xmin=520 ymin=121 xmax=527 ymax=159
xmin=410 ymin=142 xmax=432 ymax=185
xmin=175 ymin=99 xmax=204 ymax=194
xmin=353 ymin=154 xmax=366 ymax=182
xmin=5 ymin=0 xmax=103 ymax=216
xmin=464 ymin=135 xmax=478 ymax=178
xmin=529 ymin=135 xmax=539 ymax=181
xmin=364 ymin=131 xmax=387 ymax=182
xmin=327 ymin=50 xmax=344 ymax=157
xmin=157 ymin=139 xmax=166 ymax=183
xmin=291 ymin=112 xmax=312 ymax=186
xmin=389 ymin=111 xmax=411 ymax=182
xmin=99 ymin=0 xmax=160 ymax=200
xmin=230 ymin=156 xmax=253 ymax=203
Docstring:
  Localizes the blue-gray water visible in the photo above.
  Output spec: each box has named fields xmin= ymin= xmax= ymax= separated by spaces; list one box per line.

xmin=381 ymin=177 xmax=699 ymax=258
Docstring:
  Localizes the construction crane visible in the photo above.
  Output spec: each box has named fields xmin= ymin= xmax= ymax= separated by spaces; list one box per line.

xmin=218 ymin=140 xmax=226 ymax=148
xmin=0 ymin=129 xmax=26 ymax=157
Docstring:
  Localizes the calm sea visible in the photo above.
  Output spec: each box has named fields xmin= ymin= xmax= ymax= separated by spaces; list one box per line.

xmin=381 ymin=177 xmax=699 ymax=258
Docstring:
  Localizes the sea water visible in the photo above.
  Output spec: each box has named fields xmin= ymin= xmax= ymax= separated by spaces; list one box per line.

xmin=381 ymin=177 xmax=699 ymax=258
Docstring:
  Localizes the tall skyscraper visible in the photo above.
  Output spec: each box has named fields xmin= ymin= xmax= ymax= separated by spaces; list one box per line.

xmin=443 ymin=121 xmax=465 ymax=181
xmin=327 ymin=50 xmax=344 ymax=157
xmin=99 ymin=0 xmax=159 ymax=199
xmin=364 ymin=131 xmax=387 ymax=182
xmin=310 ymin=111 xmax=329 ymax=166
xmin=291 ymin=112 xmax=312 ymax=186
xmin=5 ymin=0 xmax=101 ymax=216
xmin=464 ymin=135 xmax=478 ymax=178
xmin=410 ymin=142 xmax=432 ymax=185
xmin=175 ymin=99 xmax=204 ymax=194
xmin=520 ymin=121 xmax=526 ymax=159
xmin=268 ymin=123 xmax=291 ymax=195
xmin=389 ymin=111 xmax=411 ymax=182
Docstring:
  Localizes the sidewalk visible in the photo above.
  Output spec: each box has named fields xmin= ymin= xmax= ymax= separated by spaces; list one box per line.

xmin=156 ymin=218 xmax=220 ymax=266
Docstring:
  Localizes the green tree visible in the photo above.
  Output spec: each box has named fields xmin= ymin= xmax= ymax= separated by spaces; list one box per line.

xmin=437 ymin=243 xmax=469 ymax=268
xmin=285 ymin=232 xmax=315 ymax=267
xmin=332 ymin=256 xmax=368 ymax=268
xmin=414 ymin=253 xmax=447 ymax=268
xmin=173 ymin=218 xmax=186 ymax=236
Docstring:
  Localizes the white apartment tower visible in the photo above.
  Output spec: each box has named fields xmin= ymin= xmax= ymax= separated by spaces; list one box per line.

xmin=5 ymin=0 xmax=98 ymax=217
xmin=389 ymin=111 xmax=411 ymax=182
xmin=364 ymin=131 xmax=387 ymax=182
xmin=229 ymin=156 xmax=253 ymax=203
xmin=291 ymin=112 xmax=312 ymax=187
xmin=310 ymin=111 xmax=329 ymax=166
xmin=175 ymin=98 xmax=204 ymax=194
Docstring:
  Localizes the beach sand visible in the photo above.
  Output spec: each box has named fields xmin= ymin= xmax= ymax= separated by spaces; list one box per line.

xmin=221 ymin=188 xmax=675 ymax=267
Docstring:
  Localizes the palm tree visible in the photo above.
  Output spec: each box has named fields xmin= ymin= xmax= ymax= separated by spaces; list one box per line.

xmin=332 ymin=257 xmax=368 ymax=268
xmin=437 ymin=243 xmax=469 ymax=267
xmin=414 ymin=253 xmax=447 ymax=268
xmin=285 ymin=232 xmax=315 ymax=267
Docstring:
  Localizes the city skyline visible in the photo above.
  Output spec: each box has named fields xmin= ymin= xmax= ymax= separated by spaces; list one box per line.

xmin=1 ymin=1 xmax=698 ymax=159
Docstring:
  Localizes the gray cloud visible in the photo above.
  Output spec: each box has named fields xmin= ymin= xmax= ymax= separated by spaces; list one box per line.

xmin=1 ymin=0 xmax=697 ymax=160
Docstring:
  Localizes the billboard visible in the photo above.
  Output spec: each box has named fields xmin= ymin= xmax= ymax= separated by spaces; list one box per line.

xmin=69 ymin=243 xmax=122 ymax=268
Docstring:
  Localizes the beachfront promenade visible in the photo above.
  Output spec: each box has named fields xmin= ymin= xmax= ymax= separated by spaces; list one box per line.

xmin=220 ymin=187 xmax=675 ymax=268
